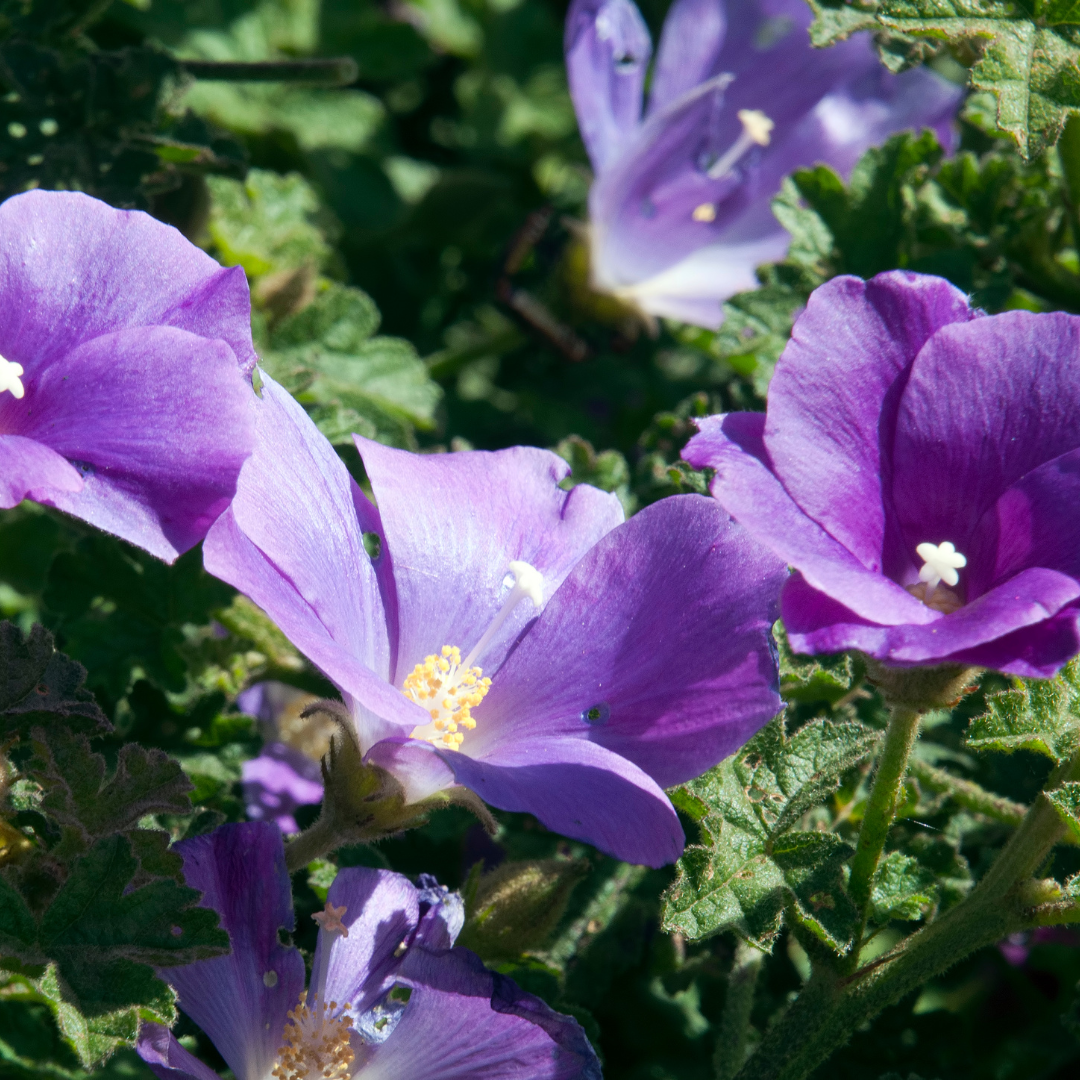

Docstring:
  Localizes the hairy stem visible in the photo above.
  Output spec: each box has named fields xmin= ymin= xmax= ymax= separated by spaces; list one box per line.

xmin=179 ymin=58 xmax=359 ymax=85
xmin=715 ymin=942 xmax=765 ymax=1080
xmin=908 ymin=758 xmax=1027 ymax=829
xmin=848 ymin=705 xmax=921 ymax=912
xmin=283 ymin=816 xmax=341 ymax=873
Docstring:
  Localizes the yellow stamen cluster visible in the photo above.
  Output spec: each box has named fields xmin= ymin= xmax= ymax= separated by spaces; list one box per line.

xmin=403 ymin=645 xmax=491 ymax=749
xmin=272 ymin=992 xmax=355 ymax=1080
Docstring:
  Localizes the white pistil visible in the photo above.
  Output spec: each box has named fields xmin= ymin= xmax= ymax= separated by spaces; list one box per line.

xmin=462 ymin=560 xmax=544 ymax=670
xmin=706 ymin=109 xmax=774 ymax=181
xmin=916 ymin=541 xmax=967 ymax=603
xmin=0 ymin=354 xmax=25 ymax=399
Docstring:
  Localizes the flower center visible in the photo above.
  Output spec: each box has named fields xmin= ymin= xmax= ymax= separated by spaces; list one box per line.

xmin=404 ymin=561 xmax=543 ymax=750
xmin=910 ymin=541 xmax=967 ymax=610
xmin=0 ymin=354 xmax=25 ymax=400
xmin=272 ymin=991 xmax=355 ymax=1080
xmin=693 ymin=110 xmax=773 ymax=223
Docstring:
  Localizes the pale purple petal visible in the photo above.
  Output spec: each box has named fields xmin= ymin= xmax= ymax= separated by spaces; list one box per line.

xmin=470 ymin=494 xmax=784 ymax=787
xmin=892 ymin=311 xmax=1080 ymax=568
xmin=137 ymin=1023 xmax=223 ymax=1080
xmin=315 ymin=868 xmax=420 ymax=1017
xmin=565 ymin=0 xmax=651 ymax=171
xmin=763 ymin=272 xmax=976 ymax=576
xmin=364 ymin=738 xmax=456 ymax=803
xmin=782 ymin=568 xmax=1080 ymax=668
xmin=647 ymin=0 xmax=726 ymax=115
xmin=439 ymin=736 xmax=684 ymax=867
xmin=241 ymin=743 xmax=324 ymax=834
xmin=683 ymin=412 xmax=936 ymax=626
xmin=360 ymin=946 xmax=601 ymax=1080
xmin=0 ymin=434 xmax=81 ymax=508
xmin=0 ymin=189 xmax=257 ymax=375
xmin=354 ymin=439 xmax=623 ymax=682
xmin=0 ymin=326 xmax=255 ymax=561
xmin=415 ymin=874 xmax=465 ymax=949
xmin=165 ymin=822 xmax=304 ymax=1080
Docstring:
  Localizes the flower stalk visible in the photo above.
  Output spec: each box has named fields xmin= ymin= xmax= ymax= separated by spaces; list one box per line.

xmin=179 ymin=58 xmax=359 ymax=85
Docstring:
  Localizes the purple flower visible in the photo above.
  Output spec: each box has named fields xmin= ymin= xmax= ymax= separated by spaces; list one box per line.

xmin=683 ymin=270 xmax=1080 ymax=678
xmin=137 ymin=822 xmax=600 ymax=1080
xmin=566 ymin=0 xmax=963 ymax=328
xmin=202 ymin=373 xmax=785 ymax=866
xmin=0 ymin=190 xmax=257 ymax=560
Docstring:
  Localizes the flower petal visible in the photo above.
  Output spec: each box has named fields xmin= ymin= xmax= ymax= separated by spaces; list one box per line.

xmin=1 ymin=325 xmax=255 ymax=561
xmin=0 ymin=434 xmax=81 ymax=508
xmin=782 ymin=566 xmax=1080 ymax=668
xmin=472 ymin=494 xmax=785 ymax=787
xmin=165 ymin=822 xmax=305 ymax=1080
xmin=763 ymin=272 xmax=976 ymax=576
xmin=137 ymin=1023 xmax=223 ymax=1080
xmin=647 ymin=0 xmax=726 ymax=115
xmin=439 ymin=736 xmax=684 ymax=867
xmin=241 ymin=742 xmax=324 ymax=834
xmin=354 ymin=438 xmax=623 ymax=681
xmin=364 ymin=738 xmax=456 ymax=803
xmin=947 ymin=606 xmax=1080 ymax=678
xmin=315 ymin=868 xmax=420 ymax=1017
xmin=683 ymin=412 xmax=935 ymax=626
xmin=203 ymin=507 xmax=425 ymax=742
xmin=892 ymin=310 xmax=1080 ymax=568
xmin=565 ymin=0 xmax=651 ymax=171
xmin=361 ymin=946 xmax=601 ymax=1080
xmin=0 ymin=189 xmax=256 ymax=376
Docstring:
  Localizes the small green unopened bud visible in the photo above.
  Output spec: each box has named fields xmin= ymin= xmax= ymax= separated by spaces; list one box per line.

xmin=457 ymin=858 xmax=588 ymax=962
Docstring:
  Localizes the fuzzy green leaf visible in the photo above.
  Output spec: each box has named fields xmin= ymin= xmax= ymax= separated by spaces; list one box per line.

xmin=870 ymin=850 xmax=938 ymax=924
xmin=1046 ymin=782 xmax=1080 ymax=844
xmin=0 ymin=623 xmax=109 ymax=741
xmin=967 ymin=659 xmax=1080 ymax=762
xmin=776 ymin=625 xmax=857 ymax=706
xmin=661 ymin=715 xmax=879 ymax=949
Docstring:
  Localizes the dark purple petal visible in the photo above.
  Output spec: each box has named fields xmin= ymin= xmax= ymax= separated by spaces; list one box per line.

xmin=471 ymin=494 xmax=784 ymax=787
xmin=967 ymin=447 xmax=1080 ymax=595
xmin=782 ymin=568 xmax=1080 ymax=669
xmin=415 ymin=874 xmax=465 ymax=949
xmin=0 ymin=434 xmax=81 ymax=508
xmin=684 ymin=413 xmax=935 ymax=626
xmin=647 ymin=0 xmax=726 ymax=115
xmin=137 ymin=1023 xmax=223 ymax=1080
xmin=360 ymin=946 xmax=600 ymax=1080
xmin=947 ymin=606 xmax=1080 ymax=678
xmin=892 ymin=311 xmax=1080 ymax=571
xmin=440 ymin=736 xmax=684 ymax=867
xmin=565 ymin=0 xmax=651 ymax=171
xmin=0 ymin=326 xmax=255 ymax=561
xmin=241 ymin=742 xmax=324 ymax=834
xmin=315 ymin=868 xmax=420 ymax=1017
xmin=762 ymin=272 xmax=976 ymax=577
xmin=355 ymin=438 xmax=623 ymax=682
xmin=164 ymin=822 xmax=305 ymax=1080
xmin=0 ymin=190 xmax=256 ymax=375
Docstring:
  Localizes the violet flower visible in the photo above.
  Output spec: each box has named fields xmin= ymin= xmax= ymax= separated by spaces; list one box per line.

xmin=566 ymin=0 xmax=963 ymax=328
xmin=202 ymin=372 xmax=785 ymax=867
xmin=0 ymin=189 xmax=257 ymax=560
xmin=137 ymin=822 xmax=599 ymax=1080
xmin=683 ymin=270 xmax=1080 ymax=678
xmin=239 ymin=682 xmax=325 ymax=834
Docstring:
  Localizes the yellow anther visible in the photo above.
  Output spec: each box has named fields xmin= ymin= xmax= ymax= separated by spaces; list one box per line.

xmin=272 ymin=990 xmax=355 ymax=1080
xmin=692 ymin=203 xmax=716 ymax=222
xmin=404 ymin=644 xmax=491 ymax=751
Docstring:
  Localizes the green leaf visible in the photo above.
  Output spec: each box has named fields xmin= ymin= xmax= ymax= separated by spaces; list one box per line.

xmin=661 ymin=715 xmax=880 ymax=949
xmin=870 ymin=851 xmax=938 ymax=924
xmin=808 ymin=0 xmax=1080 ymax=158
xmin=39 ymin=835 xmax=227 ymax=1017
xmin=1046 ymin=782 xmax=1080 ymax=844
xmin=966 ymin=659 xmax=1080 ymax=762
xmin=0 ymin=875 xmax=36 ymax=957
xmin=776 ymin=624 xmax=857 ymax=706
xmin=0 ymin=623 xmax=109 ymax=741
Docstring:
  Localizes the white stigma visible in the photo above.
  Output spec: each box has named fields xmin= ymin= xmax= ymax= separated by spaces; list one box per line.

xmin=461 ymin=560 xmax=544 ymax=670
xmin=0 ymin=354 xmax=25 ymax=399
xmin=706 ymin=109 xmax=774 ymax=182
xmin=916 ymin=541 xmax=967 ymax=602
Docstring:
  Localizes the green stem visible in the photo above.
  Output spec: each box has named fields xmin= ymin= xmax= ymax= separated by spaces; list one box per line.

xmin=908 ymin=758 xmax=1027 ymax=829
xmin=179 ymin=58 xmax=358 ymax=85
xmin=715 ymin=942 xmax=765 ymax=1080
xmin=283 ymin=817 xmax=340 ymax=873
xmin=848 ymin=705 xmax=921 ymax=912
xmin=735 ymin=751 xmax=1080 ymax=1080
xmin=1059 ymin=112 xmax=1080 ymax=246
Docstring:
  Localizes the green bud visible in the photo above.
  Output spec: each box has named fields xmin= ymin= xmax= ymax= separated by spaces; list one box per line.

xmin=457 ymin=858 xmax=588 ymax=962
xmin=863 ymin=659 xmax=980 ymax=710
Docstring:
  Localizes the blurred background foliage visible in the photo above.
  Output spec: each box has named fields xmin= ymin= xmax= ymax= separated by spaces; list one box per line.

xmin=3 ymin=0 xmax=1080 ymax=1078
